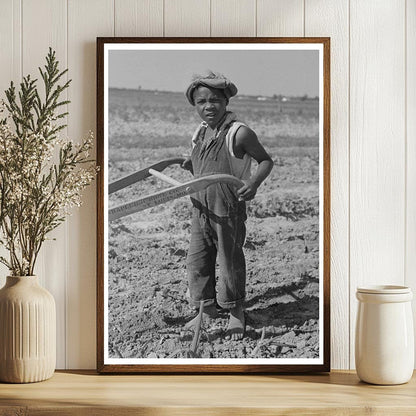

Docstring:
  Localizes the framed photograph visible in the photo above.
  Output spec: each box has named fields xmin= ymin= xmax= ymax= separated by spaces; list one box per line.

xmin=97 ymin=37 xmax=330 ymax=373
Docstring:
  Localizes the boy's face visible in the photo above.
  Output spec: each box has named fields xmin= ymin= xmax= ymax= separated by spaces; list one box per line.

xmin=193 ymin=86 xmax=228 ymax=128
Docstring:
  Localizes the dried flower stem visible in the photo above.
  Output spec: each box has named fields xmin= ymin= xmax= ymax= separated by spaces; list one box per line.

xmin=0 ymin=48 xmax=97 ymax=276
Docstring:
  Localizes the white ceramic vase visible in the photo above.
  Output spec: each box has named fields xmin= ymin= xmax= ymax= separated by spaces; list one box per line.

xmin=355 ymin=285 xmax=414 ymax=385
xmin=0 ymin=276 xmax=56 ymax=383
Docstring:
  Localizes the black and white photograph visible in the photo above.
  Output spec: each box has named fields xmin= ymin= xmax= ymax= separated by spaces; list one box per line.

xmin=97 ymin=38 xmax=330 ymax=373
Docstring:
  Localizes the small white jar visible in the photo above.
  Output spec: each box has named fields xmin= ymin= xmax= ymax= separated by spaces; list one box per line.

xmin=355 ymin=285 xmax=414 ymax=385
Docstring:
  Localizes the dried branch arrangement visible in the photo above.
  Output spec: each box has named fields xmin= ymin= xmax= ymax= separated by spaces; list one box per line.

xmin=0 ymin=48 xmax=97 ymax=276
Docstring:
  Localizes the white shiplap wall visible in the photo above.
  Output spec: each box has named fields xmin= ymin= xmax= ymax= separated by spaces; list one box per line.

xmin=0 ymin=0 xmax=414 ymax=370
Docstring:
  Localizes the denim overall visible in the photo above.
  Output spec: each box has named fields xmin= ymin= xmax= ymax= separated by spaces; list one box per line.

xmin=187 ymin=117 xmax=247 ymax=310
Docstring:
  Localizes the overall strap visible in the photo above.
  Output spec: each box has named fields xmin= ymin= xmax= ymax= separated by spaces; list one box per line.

xmin=225 ymin=121 xmax=253 ymax=180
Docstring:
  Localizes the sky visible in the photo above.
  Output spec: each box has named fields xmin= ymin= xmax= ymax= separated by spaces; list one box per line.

xmin=108 ymin=48 xmax=319 ymax=97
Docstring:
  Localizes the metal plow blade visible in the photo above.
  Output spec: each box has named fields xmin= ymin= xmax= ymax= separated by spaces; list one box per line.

xmin=109 ymin=174 xmax=243 ymax=221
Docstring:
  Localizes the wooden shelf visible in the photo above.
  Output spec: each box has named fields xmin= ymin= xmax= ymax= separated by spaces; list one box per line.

xmin=0 ymin=370 xmax=415 ymax=415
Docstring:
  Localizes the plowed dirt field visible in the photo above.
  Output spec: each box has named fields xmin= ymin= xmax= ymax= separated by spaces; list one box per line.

xmin=108 ymin=89 xmax=320 ymax=359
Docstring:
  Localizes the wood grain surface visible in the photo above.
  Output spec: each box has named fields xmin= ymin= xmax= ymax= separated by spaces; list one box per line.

xmin=349 ymin=0 xmax=406 ymax=369
xmin=115 ymin=0 xmax=163 ymax=37
xmin=0 ymin=371 xmax=415 ymax=415
xmin=211 ymin=0 xmax=256 ymax=37
xmin=22 ymin=0 xmax=68 ymax=369
xmin=305 ymin=0 xmax=350 ymax=371
xmin=406 ymin=0 xmax=416 ymax=353
xmin=165 ymin=0 xmax=210 ymax=37
xmin=257 ymin=0 xmax=304 ymax=37
xmin=95 ymin=36 xmax=330 ymax=374
xmin=0 ymin=0 xmax=414 ymax=371
xmin=0 ymin=0 xmax=21 ymax=316
xmin=67 ymin=0 xmax=114 ymax=369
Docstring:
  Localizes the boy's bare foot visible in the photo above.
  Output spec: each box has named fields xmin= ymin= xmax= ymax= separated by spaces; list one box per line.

xmin=225 ymin=306 xmax=245 ymax=341
xmin=184 ymin=304 xmax=218 ymax=330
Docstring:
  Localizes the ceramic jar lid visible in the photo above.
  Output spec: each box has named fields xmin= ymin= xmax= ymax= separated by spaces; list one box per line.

xmin=357 ymin=285 xmax=411 ymax=294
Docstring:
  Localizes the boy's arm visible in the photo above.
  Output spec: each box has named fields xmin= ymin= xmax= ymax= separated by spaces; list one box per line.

xmin=234 ymin=126 xmax=273 ymax=201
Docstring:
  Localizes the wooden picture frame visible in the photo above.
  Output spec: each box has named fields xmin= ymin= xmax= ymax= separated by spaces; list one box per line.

xmin=97 ymin=37 xmax=330 ymax=373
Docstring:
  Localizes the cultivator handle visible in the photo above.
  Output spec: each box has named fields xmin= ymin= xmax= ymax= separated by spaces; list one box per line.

xmin=109 ymin=157 xmax=186 ymax=194
xmin=109 ymin=174 xmax=244 ymax=221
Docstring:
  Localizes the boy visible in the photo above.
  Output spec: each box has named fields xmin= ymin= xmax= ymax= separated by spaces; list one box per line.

xmin=182 ymin=71 xmax=273 ymax=341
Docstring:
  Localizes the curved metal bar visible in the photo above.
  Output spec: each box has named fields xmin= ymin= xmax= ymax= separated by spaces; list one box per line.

xmin=148 ymin=168 xmax=181 ymax=186
xmin=109 ymin=174 xmax=244 ymax=221
xmin=109 ymin=157 xmax=186 ymax=194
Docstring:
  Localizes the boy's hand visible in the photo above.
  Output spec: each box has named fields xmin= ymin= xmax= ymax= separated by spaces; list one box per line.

xmin=237 ymin=180 xmax=259 ymax=201
xmin=181 ymin=157 xmax=193 ymax=174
